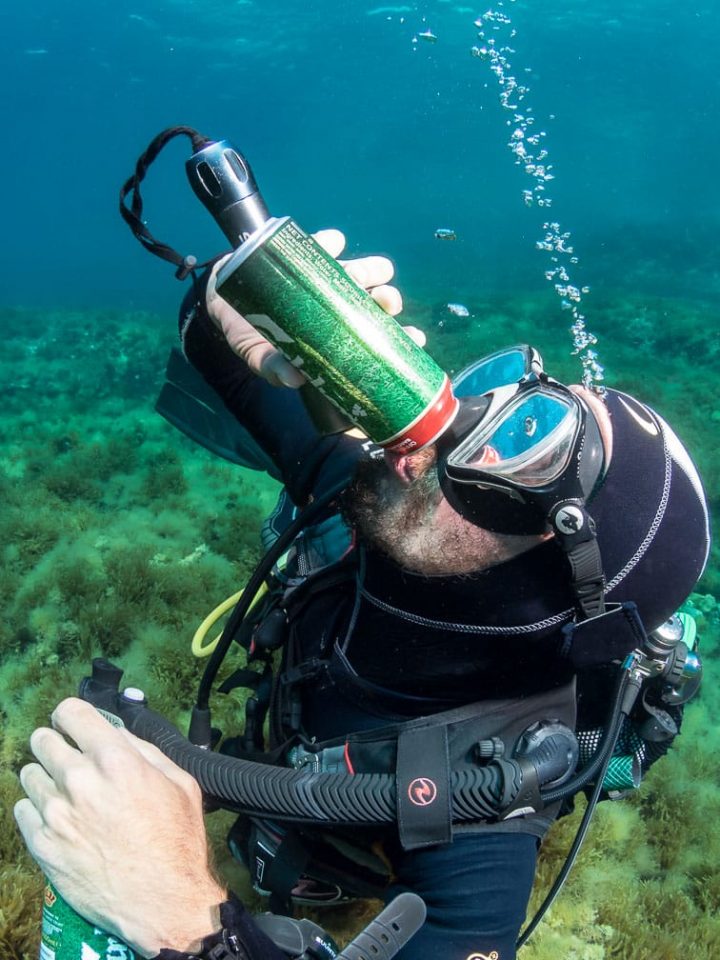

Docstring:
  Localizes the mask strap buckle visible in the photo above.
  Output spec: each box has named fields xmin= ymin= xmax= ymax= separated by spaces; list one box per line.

xmin=550 ymin=501 xmax=606 ymax=620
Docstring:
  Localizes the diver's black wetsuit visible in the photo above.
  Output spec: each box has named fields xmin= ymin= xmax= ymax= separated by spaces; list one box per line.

xmin=179 ymin=292 xmax=590 ymax=960
xmin=178 ymin=271 xmax=711 ymax=955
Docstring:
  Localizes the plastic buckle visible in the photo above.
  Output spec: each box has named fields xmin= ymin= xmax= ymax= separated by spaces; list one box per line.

xmin=175 ymin=254 xmax=198 ymax=280
xmin=280 ymin=658 xmax=324 ymax=686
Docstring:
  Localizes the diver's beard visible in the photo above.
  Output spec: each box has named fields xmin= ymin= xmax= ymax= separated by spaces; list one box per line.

xmin=343 ymin=455 xmax=549 ymax=577
xmin=343 ymin=456 xmax=442 ymax=568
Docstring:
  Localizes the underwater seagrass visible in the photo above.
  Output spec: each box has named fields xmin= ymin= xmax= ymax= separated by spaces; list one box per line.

xmin=1 ymin=299 xmax=718 ymax=959
xmin=3 ymin=0 xmax=720 ymax=954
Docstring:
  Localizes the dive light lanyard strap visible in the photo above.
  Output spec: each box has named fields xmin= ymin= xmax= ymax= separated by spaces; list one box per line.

xmin=119 ymin=126 xmax=221 ymax=276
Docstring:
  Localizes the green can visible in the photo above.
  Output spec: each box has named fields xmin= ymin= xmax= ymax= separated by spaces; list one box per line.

xmin=40 ymin=881 xmax=138 ymax=960
xmin=216 ymin=217 xmax=458 ymax=453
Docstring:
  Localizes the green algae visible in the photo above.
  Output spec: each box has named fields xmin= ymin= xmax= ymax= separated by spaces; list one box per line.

xmin=0 ymin=298 xmax=717 ymax=959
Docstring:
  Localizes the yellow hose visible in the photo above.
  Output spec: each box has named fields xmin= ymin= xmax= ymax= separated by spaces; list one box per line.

xmin=192 ymin=582 xmax=269 ymax=657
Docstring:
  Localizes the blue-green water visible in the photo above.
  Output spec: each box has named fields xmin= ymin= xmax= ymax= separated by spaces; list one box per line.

xmin=2 ymin=2 xmax=719 ymax=958
xmin=2 ymin=0 xmax=719 ymax=313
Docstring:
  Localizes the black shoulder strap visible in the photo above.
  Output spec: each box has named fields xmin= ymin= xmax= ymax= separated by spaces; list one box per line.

xmin=559 ymin=602 xmax=647 ymax=668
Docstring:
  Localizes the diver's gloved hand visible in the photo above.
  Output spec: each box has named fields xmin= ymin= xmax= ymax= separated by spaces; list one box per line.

xmin=206 ymin=228 xmax=424 ymax=388
xmin=14 ymin=697 xmax=227 ymax=958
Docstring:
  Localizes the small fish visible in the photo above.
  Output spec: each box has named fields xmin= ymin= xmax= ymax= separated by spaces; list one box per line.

xmin=446 ymin=303 xmax=470 ymax=317
xmin=435 ymin=228 xmax=457 ymax=240
xmin=417 ymin=29 xmax=437 ymax=42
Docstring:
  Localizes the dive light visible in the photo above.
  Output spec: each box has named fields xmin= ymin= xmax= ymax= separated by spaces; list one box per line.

xmin=185 ymin=139 xmax=270 ymax=246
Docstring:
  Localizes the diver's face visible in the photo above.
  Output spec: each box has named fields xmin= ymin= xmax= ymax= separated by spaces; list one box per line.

xmin=343 ymin=445 xmax=546 ymax=576
xmin=343 ymin=448 xmax=443 ymax=557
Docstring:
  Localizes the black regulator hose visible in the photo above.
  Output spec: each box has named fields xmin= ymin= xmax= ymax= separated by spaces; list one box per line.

xmin=82 ymin=661 xmax=557 ymax=827
xmin=517 ymin=655 xmax=645 ymax=949
xmin=540 ymin=655 xmax=641 ymax=805
xmin=80 ymin=655 xmax=640 ymax=831
xmin=197 ymin=479 xmax=349 ymax=714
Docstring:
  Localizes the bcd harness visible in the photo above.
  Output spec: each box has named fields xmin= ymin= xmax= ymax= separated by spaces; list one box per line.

xmin=79 ymin=486 xmax=701 ymax=946
xmin=190 ymin=500 xmax=698 ymax=917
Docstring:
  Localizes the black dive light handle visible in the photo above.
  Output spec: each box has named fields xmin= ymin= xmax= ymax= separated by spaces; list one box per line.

xmin=253 ymin=893 xmax=426 ymax=960
xmin=185 ymin=140 xmax=270 ymax=247
xmin=185 ymin=135 xmax=352 ymax=436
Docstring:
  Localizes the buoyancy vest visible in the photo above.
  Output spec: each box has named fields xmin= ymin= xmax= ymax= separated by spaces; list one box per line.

xmin=220 ymin=514 xmax=691 ymax=909
xmin=238 ymin=542 xmax=580 ymax=843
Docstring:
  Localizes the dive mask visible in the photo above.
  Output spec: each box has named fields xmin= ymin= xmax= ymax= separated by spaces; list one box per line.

xmin=440 ymin=345 xmax=607 ymax=537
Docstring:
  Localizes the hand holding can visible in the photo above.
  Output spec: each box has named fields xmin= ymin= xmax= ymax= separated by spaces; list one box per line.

xmin=216 ymin=217 xmax=458 ymax=453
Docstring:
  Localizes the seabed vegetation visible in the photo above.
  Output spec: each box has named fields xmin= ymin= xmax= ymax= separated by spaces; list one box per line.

xmin=1 ymin=293 xmax=718 ymax=959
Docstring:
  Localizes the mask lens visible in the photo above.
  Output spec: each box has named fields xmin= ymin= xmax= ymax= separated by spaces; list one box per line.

xmin=449 ymin=392 xmax=580 ymax=488
xmin=453 ymin=347 xmax=531 ymax=398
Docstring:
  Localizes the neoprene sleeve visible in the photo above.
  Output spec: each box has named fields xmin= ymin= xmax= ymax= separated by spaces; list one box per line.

xmin=153 ymin=893 xmax=287 ymax=960
xmin=178 ymin=277 xmax=363 ymax=506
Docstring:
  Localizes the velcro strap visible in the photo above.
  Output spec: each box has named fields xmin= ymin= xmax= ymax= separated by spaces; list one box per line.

xmin=396 ymin=724 xmax=452 ymax=850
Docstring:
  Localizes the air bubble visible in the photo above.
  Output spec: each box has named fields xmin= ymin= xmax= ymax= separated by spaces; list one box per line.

xmin=469 ymin=3 xmax=603 ymax=388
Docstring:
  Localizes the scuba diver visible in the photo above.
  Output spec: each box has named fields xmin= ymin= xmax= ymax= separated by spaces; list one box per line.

xmin=14 ymin=230 xmax=710 ymax=960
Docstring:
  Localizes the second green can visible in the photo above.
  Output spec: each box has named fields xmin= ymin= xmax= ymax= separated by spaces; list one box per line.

xmin=216 ymin=217 xmax=458 ymax=453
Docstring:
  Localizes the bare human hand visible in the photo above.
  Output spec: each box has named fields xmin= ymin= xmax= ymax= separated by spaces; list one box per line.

xmin=206 ymin=228 xmax=424 ymax=387
xmin=14 ymin=698 xmax=226 ymax=958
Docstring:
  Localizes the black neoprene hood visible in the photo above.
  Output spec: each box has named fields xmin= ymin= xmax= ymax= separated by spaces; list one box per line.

xmin=440 ymin=387 xmax=709 ymax=632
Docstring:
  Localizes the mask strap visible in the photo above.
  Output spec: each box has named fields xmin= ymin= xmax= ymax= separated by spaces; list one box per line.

xmin=549 ymin=501 xmax=606 ymax=619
